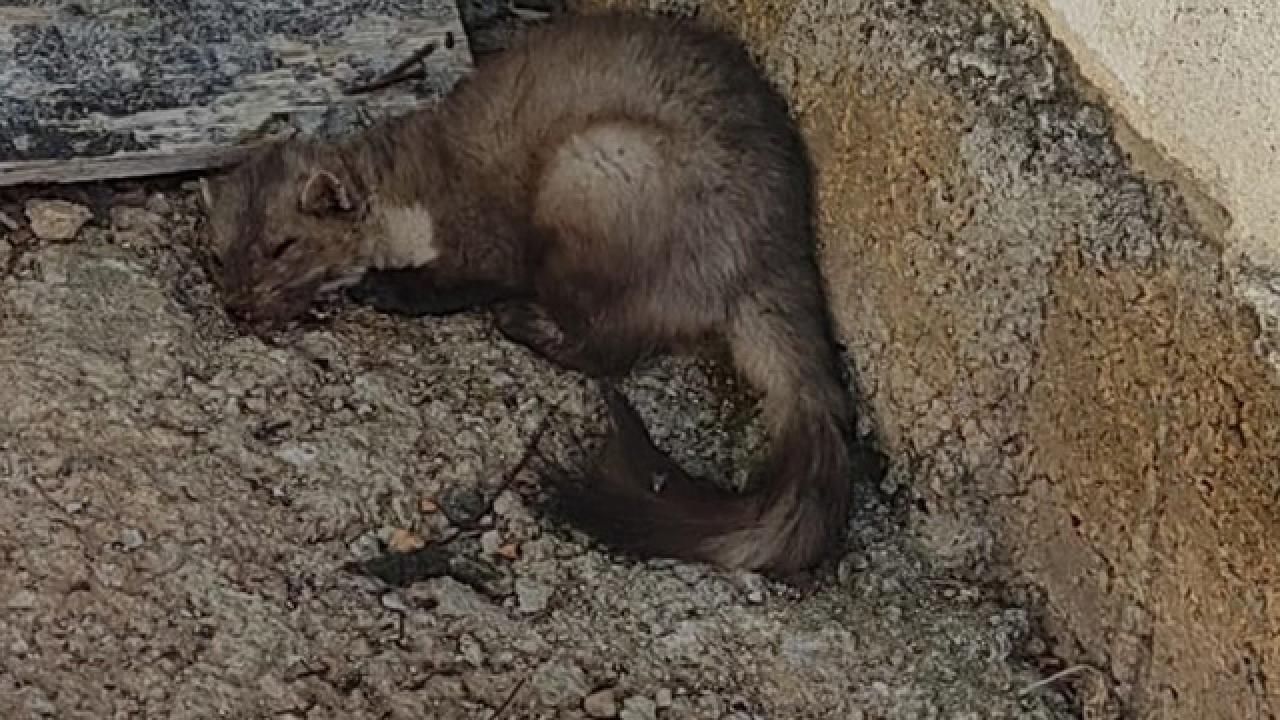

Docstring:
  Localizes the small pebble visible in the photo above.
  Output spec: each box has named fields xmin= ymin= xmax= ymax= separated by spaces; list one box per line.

xmin=459 ymin=634 xmax=485 ymax=667
xmin=733 ymin=571 xmax=767 ymax=604
xmin=515 ymin=577 xmax=552 ymax=614
xmin=620 ymin=695 xmax=657 ymax=720
xmin=583 ymin=688 xmax=619 ymax=718
xmin=655 ymin=688 xmax=673 ymax=708
xmin=348 ymin=530 xmax=383 ymax=561
xmin=145 ymin=192 xmax=173 ymax=215
xmin=109 ymin=206 xmax=161 ymax=233
xmin=0 ymin=211 xmax=18 ymax=231
xmin=25 ymin=199 xmax=92 ymax=241
xmin=118 ymin=527 xmax=146 ymax=551
xmin=480 ymin=529 xmax=503 ymax=555
xmin=380 ymin=592 xmax=409 ymax=614
xmin=6 ymin=589 xmax=37 ymax=609
xmin=440 ymin=486 xmax=487 ymax=526
xmin=532 ymin=660 xmax=590 ymax=707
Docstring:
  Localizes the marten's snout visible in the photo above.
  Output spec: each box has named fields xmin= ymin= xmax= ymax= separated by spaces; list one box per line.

xmin=222 ymin=278 xmax=319 ymax=334
xmin=221 ymin=285 xmax=278 ymax=331
xmin=223 ymin=294 xmax=269 ymax=333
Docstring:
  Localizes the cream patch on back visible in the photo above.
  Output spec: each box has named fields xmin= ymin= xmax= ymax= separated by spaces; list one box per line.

xmin=537 ymin=123 xmax=666 ymax=229
xmin=368 ymin=204 xmax=441 ymax=269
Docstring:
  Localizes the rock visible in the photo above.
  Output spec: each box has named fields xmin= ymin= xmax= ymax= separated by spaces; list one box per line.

xmin=459 ymin=634 xmax=486 ymax=667
xmin=25 ymin=199 xmax=92 ymax=241
xmin=108 ymin=206 xmax=167 ymax=249
xmin=480 ymin=529 xmax=503 ymax=555
xmin=531 ymin=660 xmax=590 ymax=708
xmin=0 ymin=210 xmax=18 ymax=231
xmin=379 ymin=592 xmax=409 ymax=614
xmin=654 ymin=688 xmax=673 ymax=708
xmin=145 ymin=192 xmax=174 ymax=216
xmin=347 ymin=530 xmax=383 ymax=561
xmin=431 ymin=578 xmax=492 ymax=618
xmin=584 ymin=688 xmax=619 ymax=718
xmin=109 ymin=206 xmax=161 ymax=232
xmin=733 ymin=571 xmax=767 ymax=605
xmin=118 ymin=527 xmax=146 ymax=551
xmin=6 ymin=589 xmax=37 ymax=610
xmin=620 ymin=695 xmax=657 ymax=720
xmin=515 ymin=577 xmax=553 ymax=614
xmin=439 ymin=485 xmax=487 ymax=527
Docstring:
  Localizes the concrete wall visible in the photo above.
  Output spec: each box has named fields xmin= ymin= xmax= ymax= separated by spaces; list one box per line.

xmin=1029 ymin=0 xmax=1280 ymax=377
xmin=567 ymin=0 xmax=1277 ymax=717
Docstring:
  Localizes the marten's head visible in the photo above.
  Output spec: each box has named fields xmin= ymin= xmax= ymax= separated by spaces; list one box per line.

xmin=202 ymin=140 xmax=373 ymax=330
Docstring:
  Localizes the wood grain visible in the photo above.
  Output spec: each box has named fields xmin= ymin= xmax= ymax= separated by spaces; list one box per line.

xmin=0 ymin=0 xmax=473 ymax=186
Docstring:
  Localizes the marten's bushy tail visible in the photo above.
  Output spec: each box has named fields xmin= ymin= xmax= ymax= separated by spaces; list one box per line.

xmin=546 ymin=292 xmax=859 ymax=577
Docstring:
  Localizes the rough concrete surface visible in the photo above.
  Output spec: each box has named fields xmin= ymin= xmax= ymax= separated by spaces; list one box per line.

xmin=2 ymin=1 xmax=1277 ymax=720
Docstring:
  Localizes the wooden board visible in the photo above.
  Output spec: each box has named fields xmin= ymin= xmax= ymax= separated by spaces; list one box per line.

xmin=0 ymin=1 xmax=474 ymax=186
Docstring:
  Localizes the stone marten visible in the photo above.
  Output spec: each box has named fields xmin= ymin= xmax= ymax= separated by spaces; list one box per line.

xmin=203 ymin=10 xmax=861 ymax=576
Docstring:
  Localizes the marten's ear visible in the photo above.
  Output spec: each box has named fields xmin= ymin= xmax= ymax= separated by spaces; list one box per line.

xmin=299 ymin=169 xmax=357 ymax=216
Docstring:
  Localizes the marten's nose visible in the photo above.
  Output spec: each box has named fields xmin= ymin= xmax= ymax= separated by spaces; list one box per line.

xmin=224 ymin=294 xmax=266 ymax=328
xmin=224 ymin=297 xmax=253 ymax=322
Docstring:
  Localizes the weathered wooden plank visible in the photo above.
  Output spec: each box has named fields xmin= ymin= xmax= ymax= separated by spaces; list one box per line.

xmin=0 ymin=0 xmax=474 ymax=186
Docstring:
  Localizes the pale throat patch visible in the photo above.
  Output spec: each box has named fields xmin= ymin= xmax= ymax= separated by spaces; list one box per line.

xmin=367 ymin=203 xmax=441 ymax=269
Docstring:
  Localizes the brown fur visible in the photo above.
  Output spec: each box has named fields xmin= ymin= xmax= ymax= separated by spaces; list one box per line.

xmin=204 ymin=10 xmax=861 ymax=576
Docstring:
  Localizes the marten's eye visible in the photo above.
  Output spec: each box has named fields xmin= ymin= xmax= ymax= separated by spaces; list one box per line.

xmin=270 ymin=236 xmax=300 ymax=260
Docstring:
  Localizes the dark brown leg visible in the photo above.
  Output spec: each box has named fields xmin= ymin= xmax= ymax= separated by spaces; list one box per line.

xmin=493 ymin=301 xmax=643 ymax=378
xmin=348 ymin=267 xmax=517 ymax=317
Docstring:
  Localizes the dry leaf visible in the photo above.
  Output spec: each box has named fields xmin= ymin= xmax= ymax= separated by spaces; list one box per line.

xmin=388 ymin=528 xmax=426 ymax=552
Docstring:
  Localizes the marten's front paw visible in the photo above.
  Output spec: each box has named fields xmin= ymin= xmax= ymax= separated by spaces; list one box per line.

xmin=494 ymin=301 xmax=569 ymax=354
xmin=349 ymin=268 xmax=510 ymax=317
xmin=346 ymin=271 xmax=424 ymax=315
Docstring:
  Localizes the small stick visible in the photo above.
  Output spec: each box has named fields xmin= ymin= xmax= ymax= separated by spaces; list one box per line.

xmin=488 ymin=675 xmax=529 ymax=719
xmin=343 ymin=32 xmax=455 ymax=96
xmin=1017 ymin=663 xmax=1104 ymax=697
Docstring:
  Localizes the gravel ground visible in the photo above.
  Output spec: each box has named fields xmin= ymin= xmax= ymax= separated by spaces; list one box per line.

xmin=0 ymin=3 xmax=1083 ymax=719
xmin=0 ymin=185 xmax=1073 ymax=719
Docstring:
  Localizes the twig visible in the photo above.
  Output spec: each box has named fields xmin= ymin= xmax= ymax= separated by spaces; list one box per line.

xmin=343 ymin=33 xmax=455 ymax=96
xmin=1018 ymin=663 xmax=1104 ymax=697
xmin=444 ymin=398 xmax=561 ymax=537
xmin=488 ymin=675 xmax=529 ymax=720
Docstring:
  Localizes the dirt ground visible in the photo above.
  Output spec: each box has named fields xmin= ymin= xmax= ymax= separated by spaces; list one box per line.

xmin=8 ymin=0 xmax=1273 ymax=718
